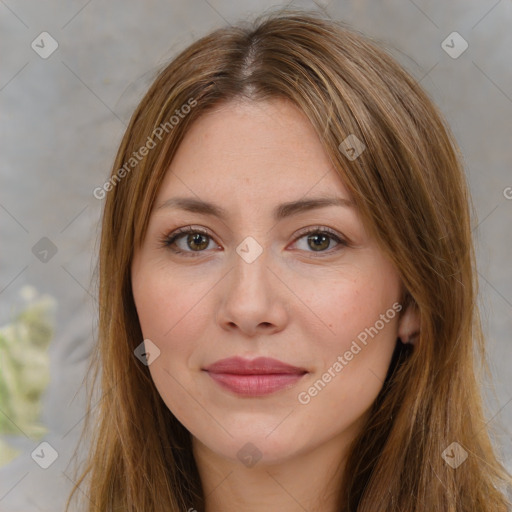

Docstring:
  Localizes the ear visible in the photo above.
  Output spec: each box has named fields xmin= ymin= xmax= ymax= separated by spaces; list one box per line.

xmin=397 ymin=300 xmax=420 ymax=346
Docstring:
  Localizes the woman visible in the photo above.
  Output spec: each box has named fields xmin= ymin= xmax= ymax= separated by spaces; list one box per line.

xmin=68 ymin=8 xmax=512 ymax=511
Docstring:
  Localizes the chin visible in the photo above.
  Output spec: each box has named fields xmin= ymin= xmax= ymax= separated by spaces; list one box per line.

xmin=196 ymin=425 xmax=307 ymax=467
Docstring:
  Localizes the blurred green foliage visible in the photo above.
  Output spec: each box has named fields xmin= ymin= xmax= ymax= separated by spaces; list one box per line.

xmin=0 ymin=286 xmax=56 ymax=465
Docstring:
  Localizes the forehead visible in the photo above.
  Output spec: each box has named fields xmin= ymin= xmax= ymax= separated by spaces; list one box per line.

xmin=156 ymin=98 xmax=351 ymax=203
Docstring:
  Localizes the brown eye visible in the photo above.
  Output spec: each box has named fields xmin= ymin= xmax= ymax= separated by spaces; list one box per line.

xmin=307 ymin=233 xmax=331 ymax=251
xmin=161 ymin=227 xmax=216 ymax=256
xmin=161 ymin=225 xmax=346 ymax=258
xmin=185 ymin=233 xmax=210 ymax=251
xmin=292 ymin=227 xmax=347 ymax=256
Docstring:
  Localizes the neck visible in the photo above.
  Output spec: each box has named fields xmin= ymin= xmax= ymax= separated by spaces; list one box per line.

xmin=192 ymin=431 xmax=354 ymax=512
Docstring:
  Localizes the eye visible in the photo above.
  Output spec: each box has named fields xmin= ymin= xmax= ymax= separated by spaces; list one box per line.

xmin=291 ymin=226 xmax=347 ymax=256
xmin=160 ymin=225 xmax=347 ymax=257
xmin=160 ymin=226 xmax=218 ymax=256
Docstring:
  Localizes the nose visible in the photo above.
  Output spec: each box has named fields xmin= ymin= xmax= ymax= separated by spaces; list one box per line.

xmin=216 ymin=240 xmax=289 ymax=337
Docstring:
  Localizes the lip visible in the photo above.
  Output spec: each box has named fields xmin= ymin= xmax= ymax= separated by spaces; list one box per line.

xmin=203 ymin=356 xmax=308 ymax=397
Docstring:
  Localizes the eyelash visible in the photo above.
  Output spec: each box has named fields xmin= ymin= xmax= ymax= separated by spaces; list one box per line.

xmin=159 ymin=225 xmax=347 ymax=258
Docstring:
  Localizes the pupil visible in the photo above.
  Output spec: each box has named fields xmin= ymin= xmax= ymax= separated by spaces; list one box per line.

xmin=189 ymin=233 xmax=208 ymax=250
xmin=309 ymin=234 xmax=329 ymax=251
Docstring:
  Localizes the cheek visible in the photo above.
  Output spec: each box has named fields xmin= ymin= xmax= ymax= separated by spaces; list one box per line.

xmin=297 ymin=263 xmax=401 ymax=407
xmin=307 ymin=268 xmax=399 ymax=354
xmin=132 ymin=261 xmax=212 ymax=343
xmin=294 ymin=278 xmax=399 ymax=437
xmin=132 ymin=267 xmax=210 ymax=425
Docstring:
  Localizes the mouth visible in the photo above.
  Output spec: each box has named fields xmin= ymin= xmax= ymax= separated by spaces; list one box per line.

xmin=203 ymin=356 xmax=308 ymax=397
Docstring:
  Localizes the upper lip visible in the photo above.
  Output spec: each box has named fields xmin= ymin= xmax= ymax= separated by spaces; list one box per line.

xmin=204 ymin=356 xmax=307 ymax=375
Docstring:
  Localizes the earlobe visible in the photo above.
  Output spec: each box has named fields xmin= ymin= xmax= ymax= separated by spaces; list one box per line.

xmin=397 ymin=301 xmax=420 ymax=346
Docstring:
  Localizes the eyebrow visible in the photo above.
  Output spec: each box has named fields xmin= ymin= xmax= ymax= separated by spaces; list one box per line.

xmin=155 ymin=195 xmax=354 ymax=221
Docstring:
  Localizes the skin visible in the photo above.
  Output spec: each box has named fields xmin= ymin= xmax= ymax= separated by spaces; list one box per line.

xmin=131 ymin=97 xmax=420 ymax=512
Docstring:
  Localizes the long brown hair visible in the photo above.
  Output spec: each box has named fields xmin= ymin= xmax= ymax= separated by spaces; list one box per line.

xmin=67 ymin=8 xmax=512 ymax=511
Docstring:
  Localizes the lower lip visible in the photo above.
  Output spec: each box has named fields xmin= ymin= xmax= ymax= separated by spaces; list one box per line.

xmin=205 ymin=372 xmax=306 ymax=396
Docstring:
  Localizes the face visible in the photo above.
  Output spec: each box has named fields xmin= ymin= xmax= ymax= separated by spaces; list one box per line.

xmin=131 ymin=97 xmax=406 ymax=467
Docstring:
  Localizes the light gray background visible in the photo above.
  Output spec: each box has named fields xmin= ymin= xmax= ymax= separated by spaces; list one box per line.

xmin=0 ymin=0 xmax=511 ymax=510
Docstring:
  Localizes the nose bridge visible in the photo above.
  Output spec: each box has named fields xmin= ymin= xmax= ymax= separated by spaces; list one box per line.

xmin=231 ymin=234 xmax=271 ymax=299
xmin=218 ymin=233 xmax=286 ymax=334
